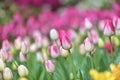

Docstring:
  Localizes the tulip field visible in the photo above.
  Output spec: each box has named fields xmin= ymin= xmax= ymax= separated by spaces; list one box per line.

xmin=1 ymin=0 xmax=120 ymax=80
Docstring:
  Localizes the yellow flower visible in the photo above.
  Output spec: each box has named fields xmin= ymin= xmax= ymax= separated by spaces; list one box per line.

xmin=18 ymin=77 xmax=27 ymax=80
xmin=90 ymin=63 xmax=120 ymax=80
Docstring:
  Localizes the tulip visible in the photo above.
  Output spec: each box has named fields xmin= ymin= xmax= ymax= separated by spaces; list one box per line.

xmin=98 ymin=38 xmax=104 ymax=48
xmin=42 ymin=53 xmax=48 ymax=61
xmin=0 ymin=59 xmax=5 ymax=71
xmin=113 ymin=16 xmax=120 ymax=29
xmin=105 ymin=41 xmax=115 ymax=55
xmin=45 ymin=60 xmax=55 ymax=73
xmin=18 ymin=65 xmax=29 ymax=77
xmin=6 ymin=52 xmax=12 ymax=62
xmin=36 ymin=52 xmax=44 ymax=63
xmin=104 ymin=20 xmax=115 ymax=36
xmin=19 ymin=52 xmax=27 ymax=62
xmin=35 ymin=36 xmax=42 ymax=49
xmin=21 ymin=40 xmax=28 ymax=55
xmin=67 ymin=29 xmax=77 ymax=40
xmin=59 ymin=30 xmax=72 ymax=50
xmin=79 ymin=44 xmax=86 ymax=55
xmin=50 ymin=28 xmax=58 ymax=40
xmin=2 ymin=40 xmax=10 ymax=51
xmin=99 ymin=20 xmax=105 ymax=31
xmin=14 ymin=37 xmax=22 ymax=50
xmin=29 ymin=43 xmax=38 ymax=53
xmin=91 ymin=29 xmax=99 ymax=44
xmin=3 ymin=67 xmax=13 ymax=80
xmin=60 ymin=47 xmax=69 ymax=58
xmin=42 ymin=37 xmax=49 ymax=47
xmin=0 ymin=49 xmax=8 ymax=61
xmin=84 ymin=37 xmax=94 ymax=52
xmin=85 ymin=18 xmax=92 ymax=30
xmin=48 ymin=45 xmax=59 ymax=58
xmin=18 ymin=77 xmax=27 ymax=80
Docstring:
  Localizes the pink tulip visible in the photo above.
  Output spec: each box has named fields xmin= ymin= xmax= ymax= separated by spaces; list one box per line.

xmin=104 ymin=41 xmax=115 ymax=55
xmin=84 ymin=37 xmax=94 ymax=52
xmin=113 ymin=16 xmax=120 ymax=29
xmin=2 ymin=40 xmax=10 ymax=51
xmin=59 ymin=30 xmax=72 ymax=50
xmin=48 ymin=45 xmax=59 ymax=58
xmin=14 ymin=37 xmax=22 ymax=50
xmin=19 ymin=52 xmax=27 ymax=62
xmin=36 ymin=52 xmax=44 ymax=63
xmin=104 ymin=20 xmax=115 ymax=36
xmin=84 ymin=17 xmax=92 ymax=30
xmin=0 ymin=49 xmax=8 ymax=61
xmin=91 ymin=29 xmax=99 ymax=43
xmin=45 ymin=60 xmax=55 ymax=73
xmin=6 ymin=52 xmax=12 ymax=62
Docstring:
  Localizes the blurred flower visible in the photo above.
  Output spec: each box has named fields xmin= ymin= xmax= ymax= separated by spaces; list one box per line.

xmin=67 ymin=29 xmax=77 ymax=40
xmin=99 ymin=20 xmax=105 ymax=31
xmin=18 ymin=77 xmax=28 ymax=80
xmin=43 ymin=53 xmax=48 ymax=61
xmin=91 ymin=28 xmax=99 ymax=44
xmin=84 ymin=37 xmax=94 ymax=53
xmin=3 ymin=67 xmax=13 ymax=80
xmin=0 ymin=49 xmax=8 ymax=61
xmin=98 ymin=38 xmax=104 ymax=48
xmin=59 ymin=30 xmax=72 ymax=50
xmin=19 ymin=52 xmax=27 ymax=62
xmin=2 ymin=40 xmax=11 ymax=51
xmin=79 ymin=44 xmax=86 ymax=55
xmin=113 ymin=16 xmax=120 ymax=30
xmin=36 ymin=52 xmax=44 ymax=63
xmin=84 ymin=18 xmax=92 ymax=30
xmin=14 ymin=37 xmax=22 ymax=50
xmin=48 ymin=44 xmax=59 ymax=58
xmin=104 ymin=20 xmax=115 ymax=36
xmin=21 ymin=40 xmax=28 ymax=55
xmin=29 ymin=43 xmax=38 ymax=53
xmin=112 ymin=36 xmax=120 ymax=46
xmin=18 ymin=65 xmax=29 ymax=77
xmin=0 ymin=59 xmax=5 ymax=71
xmin=42 ymin=37 xmax=49 ymax=48
xmin=45 ymin=60 xmax=55 ymax=73
xmin=60 ymin=47 xmax=69 ymax=58
xmin=104 ymin=41 xmax=115 ymax=55
xmin=6 ymin=52 xmax=12 ymax=62
xmin=50 ymin=28 xmax=58 ymax=41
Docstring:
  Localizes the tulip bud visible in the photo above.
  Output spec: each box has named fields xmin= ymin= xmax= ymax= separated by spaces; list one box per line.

xmin=50 ymin=29 xmax=58 ymax=40
xmin=18 ymin=65 xmax=28 ymax=77
xmin=21 ymin=41 xmax=28 ymax=55
xmin=99 ymin=20 xmax=105 ymax=31
xmin=29 ymin=43 xmax=38 ymax=53
xmin=91 ymin=29 xmax=99 ymax=44
xmin=18 ymin=77 xmax=27 ymax=80
xmin=70 ymin=72 xmax=74 ymax=80
xmin=48 ymin=45 xmax=59 ymax=58
xmin=43 ymin=53 xmax=48 ymax=61
xmin=3 ymin=67 xmax=13 ymax=80
xmin=14 ymin=37 xmax=22 ymax=50
xmin=112 ymin=36 xmax=120 ymax=46
xmin=59 ymin=30 xmax=72 ymax=50
xmin=42 ymin=37 xmax=49 ymax=47
xmin=6 ymin=52 xmax=12 ymax=62
xmin=0 ymin=59 xmax=5 ymax=71
xmin=36 ymin=52 xmax=44 ymax=63
xmin=45 ymin=60 xmax=55 ymax=73
xmin=0 ymin=49 xmax=8 ymax=61
xmin=85 ymin=18 xmax=92 ymax=30
xmin=113 ymin=16 xmax=120 ymax=29
xmin=79 ymin=44 xmax=86 ymax=55
xmin=67 ymin=29 xmax=77 ymax=40
xmin=2 ymin=40 xmax=10 ymax=51
xmin=104 ymin=41 xmax=115 ymax=55
xmin=84 ymin=37 xmax=94 ymax=52
xmin=19 ymin=52 xmax=27 ymax=62
xmin=104 ymin=20 xmax=115 ymax=36
xmin=98 ymin=38 xmax=104 ymax=48
xmin=60 ymin=47 xmax=69 ymax=58
xmin=35 ymin=36 xmax=42 ymax=49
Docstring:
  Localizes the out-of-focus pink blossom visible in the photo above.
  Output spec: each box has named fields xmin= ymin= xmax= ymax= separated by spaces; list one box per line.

xmin=105 ymin=41 xmax=115 ymax=55
xmin=91 ymin=28 xmax=99 ymax=43
xmin=104 ymin=20 xmax=115 ymax=36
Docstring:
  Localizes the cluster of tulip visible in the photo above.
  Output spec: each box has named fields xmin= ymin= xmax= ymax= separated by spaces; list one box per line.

xmin=0 ymin=2 xmax=120 ymax=80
